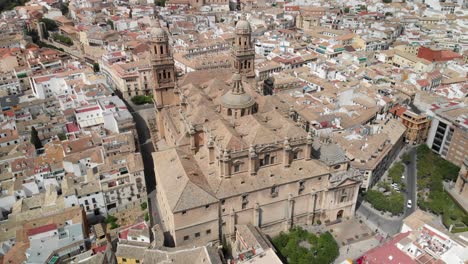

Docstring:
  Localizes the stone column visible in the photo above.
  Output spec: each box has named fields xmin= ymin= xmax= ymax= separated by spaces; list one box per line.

xmin=229 ymin=208 xmax=236 ymax=237
xmin=284 ymin=194 xmax=294 ymax=231
xmin=189 ymin=124 xmax=196 ymax=153
xmin=218 ymin=148 xmax=225 ymax=177
xmin=207 ymin=135 xmax=215 ymax=164
xmin=253 ymin=203 xmax=260 ymax=227
xmin=249 ymin=144 xmax=257 ymax=175
xmin=223 ymin=150 xmax=231 ymax=178
xmin=305 ymin=130 xmax=313 ymax=160
xmin=283 ymin=137 xmax=291 ymax=167
xmin=307 ymin=191 xmax=319 ymax=225
xmin=350 ymin=186 xmax=360 ymax=214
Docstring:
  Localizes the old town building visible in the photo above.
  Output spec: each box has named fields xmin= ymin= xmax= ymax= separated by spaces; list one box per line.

xmin=151 ymin=18 xmax=361 ymax=247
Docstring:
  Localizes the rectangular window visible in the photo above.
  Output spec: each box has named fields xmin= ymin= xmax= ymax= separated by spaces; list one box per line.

xmin=206 ymin=229 xmax=211 ymax=235
xmin=271 ymin=186 xmax=279 ymax=197
xmin=182 ymin=211 xmax=186 ymax=215
xmin=195 ymin=232 xmax=200 ymax=238
xmin=234 ymin=164 xmax=241 ymax=172
xmin=241 ymin=194 xmax=249 ymax=209
xmin=260 ymin=154 xmax=270 ymax=167
xmin=298 ymin=180 xmax=305 ymax=194
xmin=184 ymin=235 xmax=189 ymax=241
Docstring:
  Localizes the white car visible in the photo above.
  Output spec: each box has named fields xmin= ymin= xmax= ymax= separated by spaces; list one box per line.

xmin=407 ymin=200 xmax=412 ymax=208
xmin=401 ymin=175 xmax=405 ymax=180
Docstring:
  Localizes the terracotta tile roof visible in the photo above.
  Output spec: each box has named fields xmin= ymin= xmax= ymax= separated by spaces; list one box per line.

xmin=26 ymin=223 xmax=57 ymax=236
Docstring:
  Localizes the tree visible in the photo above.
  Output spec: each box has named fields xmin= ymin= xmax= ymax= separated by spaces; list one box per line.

xmin=272 ymin=227 xmax=339 ymax=264
xmin=30 ymin=126 xmax=43 ymax=149
xmin=131 ymin=95 xmax=153 ymax=105
xmin=57 ymin=133 xmax=67 ymax=141
xmin=40 ymin=18 xmax=58 ymax=31
xmin=93 ymin=63 xmax=100 ymax=72
xmin=383 ymin=0 xmax=392 ymax=3
xmin=52 ymin=33 xmax=73 ymax=45
xmin=155 ymin=0 xmax=166 ymax=6
xmin=106 ymin=20 xmax=114 ymax=30
xmin=0 ymin=0 xmax=28 ymax=12
xmin=344 ymin=7 xmax=350 ymax=13
xmin=59 ymin=2 xmax=69 ymax=15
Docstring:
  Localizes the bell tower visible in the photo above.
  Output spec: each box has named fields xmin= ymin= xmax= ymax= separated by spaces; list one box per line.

xmin=150 ymin=20 xmax=178 ymax=109
xmin=232 ymin=15 xmax=255 ymax=78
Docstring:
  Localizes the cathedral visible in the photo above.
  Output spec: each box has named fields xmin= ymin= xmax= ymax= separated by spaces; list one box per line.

xmin=149 ymin=17 xmax=362 ymax=247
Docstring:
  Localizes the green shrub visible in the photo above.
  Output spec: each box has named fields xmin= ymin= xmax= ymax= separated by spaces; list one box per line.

xmin=40 ymin=18 xmax=58 ymax=31
xmin=144 ymin=212 xmax=149 ymax=222
xmin=402 ymin=153 xmax=410 ymax=164
xmin=52 ymin=33 xmax=73 ymax=46
xmin=105 ymin=215 xmax=118 ymax=224
xmin=131 ymin=95 xmax=153 ymax=105
xmin=110 ymin=222 xmax=119 ymax=230
xmin=416 ymin=145 xmax=466 ymax=233
xmin=272 ymin=227 xmax=339 ymax=264
xmin=389 ymin=162 xmax=405 ymax=185
xmin=140 ymin=202 xmax=148 ymax=210
xmin=364 ymin=190 xmax=404 ymax=215
xmin=93 ymin=63 xmax=100 ymax=72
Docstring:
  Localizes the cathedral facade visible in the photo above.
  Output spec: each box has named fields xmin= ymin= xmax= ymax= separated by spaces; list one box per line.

xmin=150 ymin=18 xmax=362 ymax=247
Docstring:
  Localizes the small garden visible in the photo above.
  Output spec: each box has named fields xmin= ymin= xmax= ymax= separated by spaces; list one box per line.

xmin=416 ymin=145 xmax=467 ymax=233
xmin=105 ymin=215 xmax=119 ymax=230
xmin=272 ymin=226 xmax=339 ymax=264
xmin=389 ymin=161 xmax=405 ymax=188
xmin=131 ymin=95 xmax=153 ymax=105
xmin=364 ymin=182 xmax=404 ymax=216
xmin=52 ymin=33 xmax=73 ymax=46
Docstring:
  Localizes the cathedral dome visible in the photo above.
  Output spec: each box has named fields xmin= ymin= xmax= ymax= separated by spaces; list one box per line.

xmin=151 ymin=21 xmax=168 ymax=40
xmin=221 ymin=74 xmax=255 ymax=109
xmin=235 ymin=18 xmax=251 ymax=34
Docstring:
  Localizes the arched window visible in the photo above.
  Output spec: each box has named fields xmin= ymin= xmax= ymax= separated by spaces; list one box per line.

xmin=154 ymin=46 xmax=158 ymax=54
xmin=227 ymin=109 xmax=232 ymax=116
xmin=160 ymin=46 xmax=163 ymax=54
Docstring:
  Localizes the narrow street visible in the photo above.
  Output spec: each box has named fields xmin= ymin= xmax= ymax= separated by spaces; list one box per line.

xmin=404 ymin=147 xmax=417 ymax=217
xmin=355 ymin=146 xmax=419 ymax=236
xmin=120 ymin=99 xmax=163 ymax=232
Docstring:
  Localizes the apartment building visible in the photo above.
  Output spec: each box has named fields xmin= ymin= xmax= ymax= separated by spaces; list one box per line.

xmin=390 ymin=105 xmax=432 ymax=145
xmin=426 ymin=103 xmax=467 ymax=167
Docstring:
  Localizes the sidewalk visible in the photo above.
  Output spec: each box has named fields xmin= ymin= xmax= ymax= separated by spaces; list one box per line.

xmin=334 ymin=237 xmax=380 ymax=264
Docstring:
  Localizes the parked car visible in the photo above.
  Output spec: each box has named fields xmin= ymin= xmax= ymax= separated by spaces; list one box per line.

xmin=407 ymin=200 xmax=412 ymax=208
